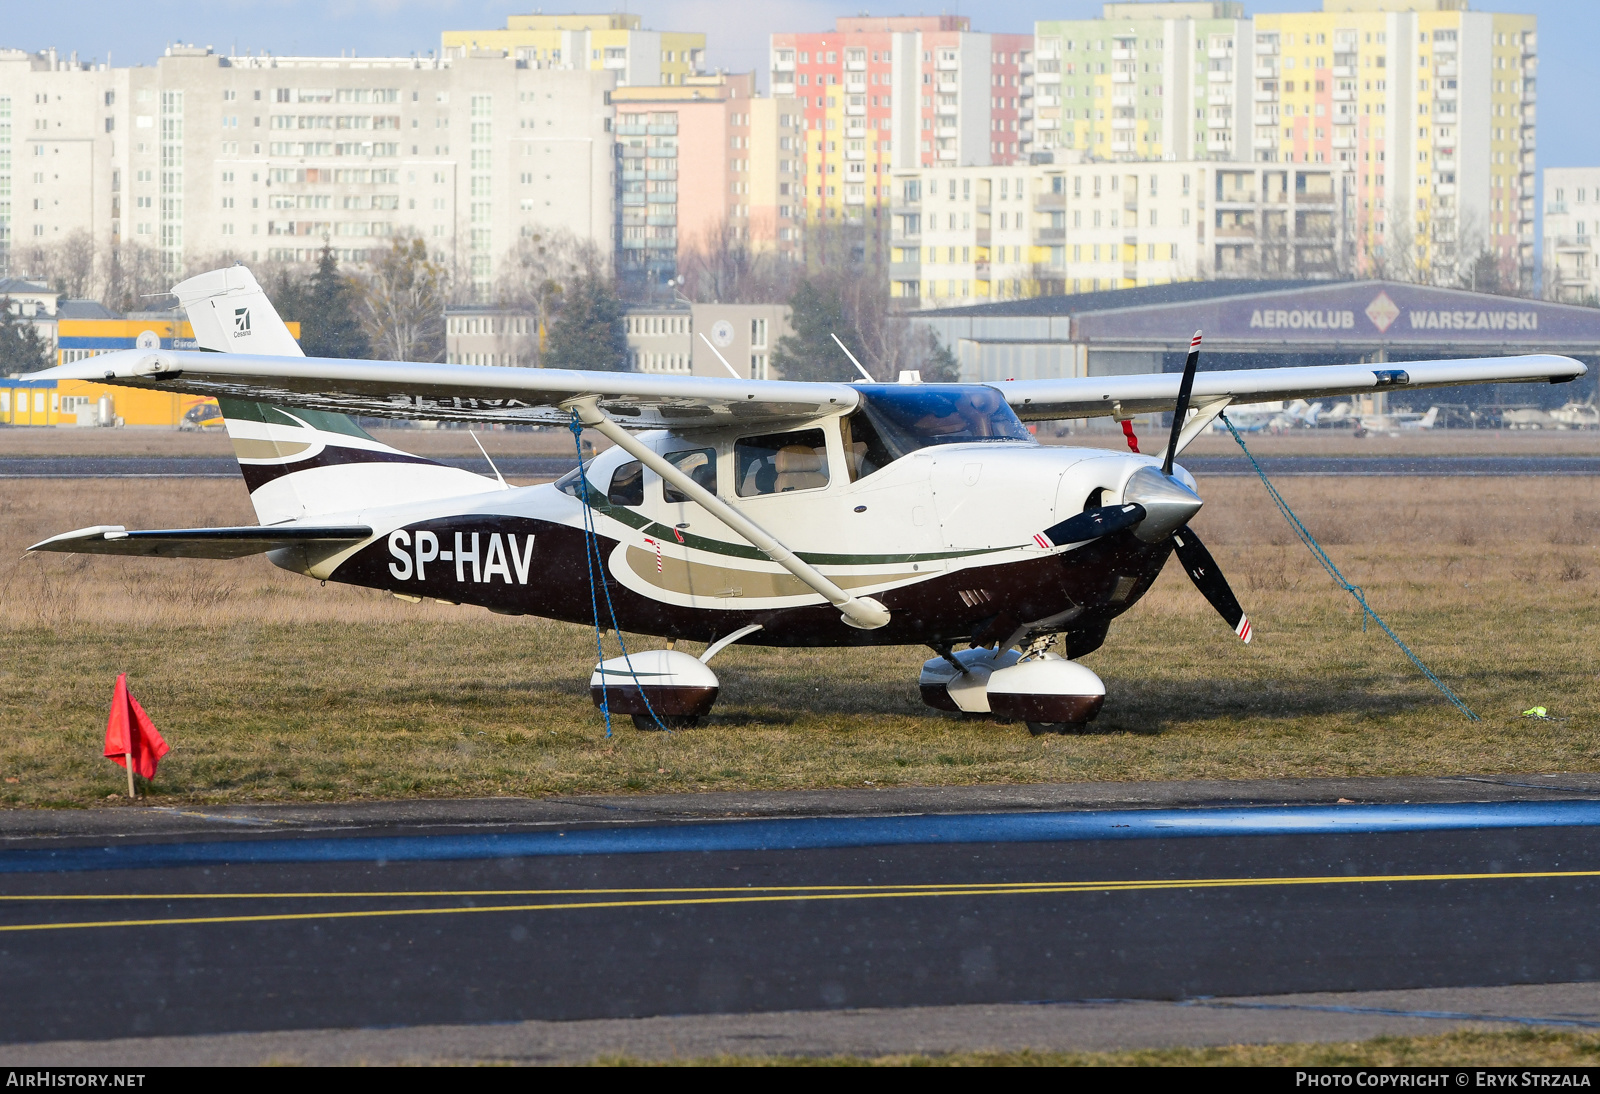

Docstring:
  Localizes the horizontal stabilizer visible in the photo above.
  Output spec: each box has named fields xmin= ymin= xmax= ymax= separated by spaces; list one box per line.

xmin=28 ymin=524 xmax=373 ymax=559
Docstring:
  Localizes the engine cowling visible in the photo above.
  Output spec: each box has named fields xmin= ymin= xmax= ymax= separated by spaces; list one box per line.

xmin=590 ymin=649 xmax=719 ymax=719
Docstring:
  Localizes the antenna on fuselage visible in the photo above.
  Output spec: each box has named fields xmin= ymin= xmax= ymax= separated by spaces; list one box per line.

xmin=469 ymin=429 xmax=509 ymax=490
xmin=698 ymin=332 xmax=745 ymax=379
xmin=831 ymin=333 xmax=875 ymax=383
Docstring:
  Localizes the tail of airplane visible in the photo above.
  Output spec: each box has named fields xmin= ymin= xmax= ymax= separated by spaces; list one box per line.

xmin=1418 ymin=406 xmax=1440 ymax=429
xmin=171 ymin=267 xmax=500 ymax=525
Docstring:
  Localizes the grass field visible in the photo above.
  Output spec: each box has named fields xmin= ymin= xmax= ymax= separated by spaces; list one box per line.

xmin=599 ymin=1029 xmax=1600 ymax=1067
xmin=1 ymin=472 xmax=1596 ymax=806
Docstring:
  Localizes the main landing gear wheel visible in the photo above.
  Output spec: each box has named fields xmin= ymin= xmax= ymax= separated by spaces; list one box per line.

xmin=1026 ymin=721 xmax=1084 ymax=736
xmin=633 ymin=713 xmax=701 ymax=731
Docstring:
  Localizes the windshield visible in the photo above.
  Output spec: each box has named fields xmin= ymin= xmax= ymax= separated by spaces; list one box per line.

xmin=855 ymin=385 xmax=1034 ymax=460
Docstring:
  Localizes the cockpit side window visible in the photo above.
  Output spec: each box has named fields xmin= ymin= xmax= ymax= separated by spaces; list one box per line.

xmin=663 ymin=448 xmax=717 ymax=504
xmin=735 ymin=429 xmax=830 ymax=496
xmin=841 ymin=411 xmax=893 ymax=482
xmin=607 ymin=460 xmax=643 ymax=506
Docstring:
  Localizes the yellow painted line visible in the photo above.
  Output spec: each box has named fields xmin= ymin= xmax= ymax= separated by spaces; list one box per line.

xmin=0 ymin=868 xmax=1596 ymax=933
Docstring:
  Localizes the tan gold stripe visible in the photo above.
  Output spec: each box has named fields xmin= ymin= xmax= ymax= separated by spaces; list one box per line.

xmin=624 ymin=546 xmax=918 ymax=599
xmin=231 ymin=438 xmax=313 ymax=461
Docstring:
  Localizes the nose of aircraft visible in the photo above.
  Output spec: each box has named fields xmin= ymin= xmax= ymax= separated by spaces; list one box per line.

xmin=1123 ymin=465 xmax=1204 ymax=543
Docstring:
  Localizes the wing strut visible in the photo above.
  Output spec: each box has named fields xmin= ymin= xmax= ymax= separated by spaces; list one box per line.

xmin=562 ymin=396 xmax=891 ymax=631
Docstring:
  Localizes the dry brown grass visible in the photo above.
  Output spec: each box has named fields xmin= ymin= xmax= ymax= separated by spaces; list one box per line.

xmin=1 ymin=473 xmax=1597 ymax=806
xmin=601 ymin=1029 xmax=1600 ymax=1067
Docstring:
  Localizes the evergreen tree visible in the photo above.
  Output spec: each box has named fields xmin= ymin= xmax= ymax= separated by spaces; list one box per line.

xmin=771 ymin=279 xmax=864 ymax=382
xmin=921 ymin=333 xmax=962 ymax=383
xmin=0 ymin=298 xmax=55 ymax=374
xmin=300 ymin=245 xmax=371 ymax=359
xmin=545 ymin=273 xmax=628 ymax=371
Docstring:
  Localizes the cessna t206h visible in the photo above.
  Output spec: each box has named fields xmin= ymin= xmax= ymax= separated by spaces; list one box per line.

xmin=26 ymin=268 xmax=1588 ymax=733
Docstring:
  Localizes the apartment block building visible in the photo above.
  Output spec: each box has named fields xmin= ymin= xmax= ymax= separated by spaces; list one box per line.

xmin=441 ymin=13 xmax=706 ymax=88
xmin=1033 ymin=2 xmax=1251 ymax=163
xmin=888 ymin=158 xmax=1351 ymax=307
xmin=769 ymin=17 xmax=1033 ymax=224
xmin=1254 ymin=0 xmax=1537 ymax=286
xmin=1029 ymin=1 xmax=1537 ymax=288
xmin=612 ymin=73 xmax=803 ymax=290
xmin=0 ymin=46 xmax=616 ymax=298
xmin=1543 ymin=168 xmax=1600 ymax=304
xmin=445 ymin=300 xmax=791 ymax=378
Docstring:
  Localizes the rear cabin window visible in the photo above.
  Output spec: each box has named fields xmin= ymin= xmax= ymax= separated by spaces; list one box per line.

xmin=663 ymin=447 xmax=717 ymax=503
xmin=736 ymin=429 xmax=830 ymax=496
xmin=607 ymin=460 xmax=643 ymax=506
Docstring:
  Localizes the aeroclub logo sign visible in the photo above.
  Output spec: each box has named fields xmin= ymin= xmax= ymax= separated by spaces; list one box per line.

xmin=1365 ymin=291 xmax=1401 ymax=333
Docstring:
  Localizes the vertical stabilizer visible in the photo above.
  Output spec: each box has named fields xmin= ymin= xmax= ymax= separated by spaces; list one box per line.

xmin=171 ymin=266 xmax=498 ymax=525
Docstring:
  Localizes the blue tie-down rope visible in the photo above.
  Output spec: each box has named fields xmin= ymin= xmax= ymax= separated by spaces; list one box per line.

xmin=1220 ymin=412 xmax=1478 ymax=722
xmin=568 ymin=411 xmax=665 ymax=735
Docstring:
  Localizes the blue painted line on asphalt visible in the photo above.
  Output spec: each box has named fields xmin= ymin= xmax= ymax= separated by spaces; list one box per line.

xmin=4 ymin=799 xmax=1600 ymax=875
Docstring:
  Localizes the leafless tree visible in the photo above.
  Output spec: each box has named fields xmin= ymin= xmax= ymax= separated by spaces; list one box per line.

xmin=494 ymin=229 xmax=602 ymax=367
xmin=677 ymin=221 xmax=798 ymax=305
xmin=355 ymin=238 xmax=448 ymax=362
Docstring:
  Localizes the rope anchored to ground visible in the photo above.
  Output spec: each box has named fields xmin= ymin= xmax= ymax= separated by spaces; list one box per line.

xmin=1220 ymin=412 xmax=1479 ymax=722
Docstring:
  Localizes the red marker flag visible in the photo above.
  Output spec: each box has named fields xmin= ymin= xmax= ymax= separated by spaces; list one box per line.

xmin=104 ymin=674 xmax=169 ymax=785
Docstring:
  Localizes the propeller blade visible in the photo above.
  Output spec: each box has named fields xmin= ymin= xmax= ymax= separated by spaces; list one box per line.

xmin=1035 ymin=503 xmax=1146 ymax=549
xmin=1161 ymin=329 xmax=1203 ymax=477
xmin=1171 ymin=525 xmax=1252 ymax=643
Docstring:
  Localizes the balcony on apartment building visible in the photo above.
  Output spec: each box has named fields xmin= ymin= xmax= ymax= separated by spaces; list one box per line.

xmin=1034 ymin=227 xmax=1066 ymax=244
xmin=1524 ymin=78 xmax=1537 ymax=103
xmin=1552 ymin=234 xmax=1592 ymax=253
xmin=936 ymin=54 xmax=959 ymax=71
xmin=1035 ymin=69 xmax=1060 ymax=84
xmin=846 ymin=103 xmax=866 ymax=116
xmin=1332 ymin=65 xmax=1355 ymax=78
xmin=1332 ymin=87 xmax=1353 ymax=101
xmin=845 ymin=58 xmax=866 ymax=72
xmin=1034 ymin=190 xmax=1065 ymax=210
xmin=1208 ymin=68 xmax=1233 ymax=83
xmin=1111 ymin=47 xmax=1135 ymax=61
xmin=1255 ymin=39 xmax=1278 ymax=55
xmin=1254 ymin=88 xmax=1277 ymax=103
xmin=1113 ymin=69 xmax=1135 ymax=84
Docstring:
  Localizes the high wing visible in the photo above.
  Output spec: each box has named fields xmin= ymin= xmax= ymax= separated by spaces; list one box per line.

xmin=29 ymin=524 xmax=373 ymax=559
xmin=28 ymin=349 xmax=859 ymax=430
xmin=995 ymin=355 xmax=1585 ymax=422
xmin=25 ymin=347 xmax=1584 ymax=429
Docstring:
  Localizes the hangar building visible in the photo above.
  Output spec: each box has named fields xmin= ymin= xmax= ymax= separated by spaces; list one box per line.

xmin=910 ymin=280 xmax=1600 ymax=415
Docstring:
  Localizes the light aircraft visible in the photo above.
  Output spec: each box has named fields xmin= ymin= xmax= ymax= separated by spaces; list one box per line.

xmin=1550 ymin=400 xmax=1600 ymax=430
xmin=23 ymin=268 xmax=1588 ymax=734
xmin=1209 ymin=398 xmax=1322 ymax=434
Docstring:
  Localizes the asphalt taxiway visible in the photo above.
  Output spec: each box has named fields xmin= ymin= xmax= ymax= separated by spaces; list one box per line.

xmin=2 ymin=776 xmax=1598 ymax=1062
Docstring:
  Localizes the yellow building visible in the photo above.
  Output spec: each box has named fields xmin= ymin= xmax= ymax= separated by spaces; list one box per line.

xmin=1 ymin=317 xmax=298 ymax=427
xmin=442 ymin=14 xmax=706 ymax=88
xmin=1254 ymin=0 xmax=1536 ymax=283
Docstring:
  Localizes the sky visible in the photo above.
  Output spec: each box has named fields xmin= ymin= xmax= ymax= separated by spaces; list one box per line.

xmin=6 ymin=0 xmax=1594 ymax=166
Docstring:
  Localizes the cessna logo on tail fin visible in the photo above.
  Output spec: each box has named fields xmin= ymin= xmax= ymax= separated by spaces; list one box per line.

xmin=232 ymin=307 xmax=251 ymax=337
